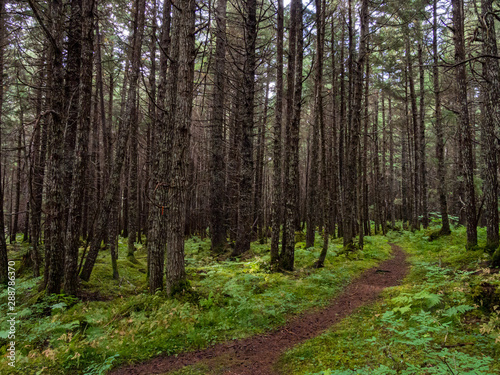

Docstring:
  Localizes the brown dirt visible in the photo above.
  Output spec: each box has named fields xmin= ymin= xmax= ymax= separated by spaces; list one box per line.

xmin=110 ymin=244 xmax=409 ymax=375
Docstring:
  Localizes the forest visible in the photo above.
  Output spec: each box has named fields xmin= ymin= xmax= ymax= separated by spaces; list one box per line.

xmin=0 ymin=0 xmax=500 ymax=373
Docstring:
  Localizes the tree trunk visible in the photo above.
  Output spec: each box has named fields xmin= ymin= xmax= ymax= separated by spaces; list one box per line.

xmin=343 ymin=0 xmax=368 ymax=250
xmin=280 ymin=0 xmax=303 ymax=271
xmin=306 ymin=0 xmax=324 ymax=248
xmin=479 ymin=0 xmax=499 ymax=252
xmin=417 ymin=24 xmax=428 ymax=229
xmin=270 ymin=0 xmax=284 ymax=270
xmin=37 ymin=0 xmax=67 ymax=294
xmin=0 ymin=0 xmax=8 ymax=284
xmin=165 ymin=0 xmax=196 ymax=295
xmin=452 ymin=0 xmax=477 ymax=249
xmin=433 ymin=0 xmax=450 ymax=235
xmin=233 ymin=0 xmax=256 ymax=257
xmin=63 ymin=0 xmax=95 ymax=295
xmin=209 ymin=0 xmax=228 ymax=254
xmin=148 ymin=0 xmax=171 ymax=293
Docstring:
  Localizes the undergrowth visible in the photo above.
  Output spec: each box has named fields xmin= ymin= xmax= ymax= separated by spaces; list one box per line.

xmin=278 ymin=225 xmax=500 ymax=375
xmin=0 ymin=233 xmax=391 ymax=374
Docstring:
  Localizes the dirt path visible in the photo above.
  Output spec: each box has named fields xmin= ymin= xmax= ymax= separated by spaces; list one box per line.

xmin=110 ymin=244 xmax=408 ymax=375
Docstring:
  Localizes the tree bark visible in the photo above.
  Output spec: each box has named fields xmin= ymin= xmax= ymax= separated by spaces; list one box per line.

xmin=165 ymin=0 xmax=195 ymax=295
xmin=0 ymin=0 xmax=8 ymax=284
xmin=280 ymin=0 xmax=303 ymax=270
xmin=270 ymin=0 xmax=284 ymax=270
xmin=233 ymin=0 xmax=257 ymax=257
xmin=343 ymin=0 xmax=368 ymax=250
xmin=148 ymin=0 xmax=171 ymax=293
xmin=63 ymin=0 xmax=96 ymax=295
xmin=433 ymin=0 xmax=450 ymax=235
xmin=209 ymin=0 xmax=228 ymax=254
xmin=452 ymin=0 xmax=477 ymax=249
xmin=479 ymin=0 xmax=499 ymax=251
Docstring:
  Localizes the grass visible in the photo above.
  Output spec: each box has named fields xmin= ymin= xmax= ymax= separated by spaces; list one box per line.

xmin=0 ymin=232 xmax=392 ymax=375
xmin=278 ymin=225 xmax=500 ymax=375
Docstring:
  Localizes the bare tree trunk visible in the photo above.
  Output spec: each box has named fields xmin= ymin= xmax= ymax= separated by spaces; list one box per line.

xmin=306 ymin=0 xmax=324 ymax=248
xmin=388 ymin=96 xmax=396 ymax=228
xmin=433 ymin=0 xmax=450 ymax=235
xmin=343 ymin=0 xmax=368 ymax=250
xmin=147 ymin=0 xmax=171 ymax=293
xmin=253 ymin=75 xmax=268 ymax=242
xmin=165 ymin=0 xmax=195 ymax=294
xmin=33 ymin=0 xmax=67 ymax=294
xmin=209 ymin=0 xmax=228 ymax=254
xmin=270 ymin=0 xmax=284 ymax=270
xmin=280 ymin=0 xmax=303 ymax=270
xmin=479 ymin=0 xmax=499 ymax=252
xmin=452 ymin=0 xmax=477 ymax=249
xmin=28 ymin=52 xmax=46 ymax=277
xmin=0 ymin=0 xmax=8 ymax=284
xmin=406 ymin=36 xmax=420 ymax=231
xmin=233 ymin=0 xmax=256 ymax=257
xmin=63 ymin=0 xmax=95 ymax=295
xmin=417 ymin=24 xmax=428 ymax=229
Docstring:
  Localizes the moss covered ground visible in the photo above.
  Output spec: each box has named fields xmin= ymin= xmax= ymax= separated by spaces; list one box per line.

xmin=0 ymin=233 xmax=391 ymax=374
xmin=278 ymin=226 xmax=500 ymax=375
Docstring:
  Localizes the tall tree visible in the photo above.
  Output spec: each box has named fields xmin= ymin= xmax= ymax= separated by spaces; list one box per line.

xmin=232 ymin=0 xmax=257 ymax=257
xmin=433 ymin=0 xmax=450 ymax=235
xmin=28 ymin=0 xmax=67 ymax=294
xmin=452 ymin=0 xmax=477 ymax=249
xmin=63 ymin=0 xmax=96 ymax=295
xmin=280 ymin=0 xmax=303 ymax=270
xmin=0 ymin=0 xmax=8 ymax=284
xmin=165 ymin=0 xmax=196 ymax=294
xmin=479 ymin=0 xmax=499 ymax=251
xmin=270 ymin=0 xmax=284 ymax=271
xmin=306 ymin=0 xmax=324 ymax=248
xmin=209 ymin=0 xmax=228 ymax=254
xmin=148 ymin=0 xmax=171 ymax=293
xmin=343 ymin=0 xmax=369 ymax=249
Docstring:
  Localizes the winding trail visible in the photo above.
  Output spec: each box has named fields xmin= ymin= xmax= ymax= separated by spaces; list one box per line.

xmin=111 ymin=244 xmax=408 ymax=375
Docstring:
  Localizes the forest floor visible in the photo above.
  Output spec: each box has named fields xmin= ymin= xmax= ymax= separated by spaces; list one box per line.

xmin=111 ymin=245 xmax=409 ymax=375
xmin=1 ymin=227 xmax=499 ymax=375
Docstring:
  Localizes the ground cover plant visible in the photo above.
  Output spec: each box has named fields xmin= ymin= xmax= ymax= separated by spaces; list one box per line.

xmin=278 ymin=225 xmax=500 ymax=375
xmin=0 ymin=233 xmax=392 ymax=374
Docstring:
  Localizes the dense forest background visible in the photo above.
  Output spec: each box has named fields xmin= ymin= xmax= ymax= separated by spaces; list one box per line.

xmin=0 ymin=0 xmax=499 ymax=294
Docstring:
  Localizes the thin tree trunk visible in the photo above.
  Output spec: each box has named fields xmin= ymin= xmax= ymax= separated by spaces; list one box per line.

xmin=433 ymin=0 xmax=450 ymax=235
xmin=280 ymin=0 xmax=303 ymax=270
xmin=80 ymin=0 xmax=146 ymax=282
xmin=417 ymin=25 xmax=428 ymax=229
xmin=343 ymin=0 xmax=368 ymax=250
xmin=270 ymin=0 xmax=284 ymax=270
xmin=0 ymin=0 xmax=8 ymax=284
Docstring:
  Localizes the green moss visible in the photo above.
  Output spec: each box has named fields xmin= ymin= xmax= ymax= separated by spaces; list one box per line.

xmin=278 ymin=225 xmax=500 ymax=375
xmin=0 ymin=233 xmax=392 ymax=375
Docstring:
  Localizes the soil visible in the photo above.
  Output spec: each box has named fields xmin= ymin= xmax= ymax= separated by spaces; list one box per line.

xmin=110 ymin=243 xmax=409 ymax=375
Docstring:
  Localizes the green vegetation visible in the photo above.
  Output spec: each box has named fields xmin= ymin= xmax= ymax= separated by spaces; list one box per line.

xmin=278 ymin=226 xmax=500 ymax=375
xmin=0 ymin=234 xmax=391 ymax=374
